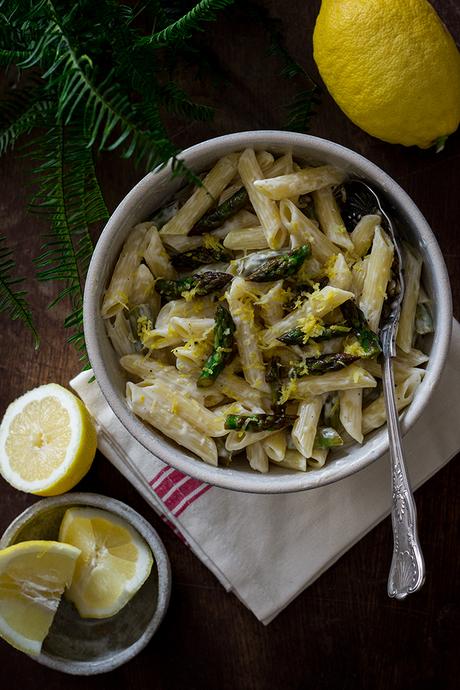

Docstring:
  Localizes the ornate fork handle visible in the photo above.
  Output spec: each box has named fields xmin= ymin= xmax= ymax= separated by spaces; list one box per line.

xmin=382 ymin=352 xmax=425 ymax=599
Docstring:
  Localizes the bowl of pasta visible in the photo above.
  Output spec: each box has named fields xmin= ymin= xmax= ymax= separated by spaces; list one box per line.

xmin=84 ymin=131 xmax=452 ymax=493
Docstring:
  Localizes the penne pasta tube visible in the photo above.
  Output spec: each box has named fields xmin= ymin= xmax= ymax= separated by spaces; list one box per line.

xmin=351 ymin=214 xmax=380 ymax=257
xmin=256 ymin=281 xmax=286 ymax=327
xmin=168 ymin=316 xmax=215 ymax=340
xmin=161 ymin=235 xmax=203 ymax=253
xmin=359 ymin=226 xmax=394 ymax=332
xmin=226 ymin=277 xmax=270 ymax=393
xmin=253 ymin=165 xmax=345 ymax=200
xmin=127 ymin=382 xmax=218 ymax=465
xmin=143 ymin=224 xmax=176 ymax=278
xmin=262 ymin=430 xmax=287 ymax=462
xmin=214 ymin=372 xmax=269 ymax=410
xmin=359 ymin=358 xmax=425 ymax=385
xmin=307 ymin=448 xmax=329 ymax=468
xmin=238 ymin=148 xmax=285 ymax=249
xmin=137 ymin=380 xmax=227 ymax=437
xmin=105 ymin=312 xmax=134 ymax=357
xmin=279 ymin=199 xmax=337 ymax=262
xmin=225 ymin=429 xmax=279 ymax=451
xmin=396 ymin=247 xmax=422 ymax=352
xmin=261 ymin=286 xmax=354 ymax=345
xmin=274 ymin=450 xmax=307 ymax=471
xmin=339 ymin=389 xmax=363 ymax=443
xmin=265 ymin=152 xmax=294 ymax=178
xmin=210 ymin=210 xmax=259 ymax=239
xmin=292 ymin=396 xmax=324 ymax=458
xmin=119 ymin=355 xmax=223 ymax=406
xmin=160 ymin=154 xmax=239 ymax=235
xmin=362 ymin=371 xmax=422 ymax=434
xmin=129 ymin=263 xmax=159 ymax=312
xmin=246 ymin=441 xmax=269 ymax=473
xmin=351 ymin=256 xmax=369 ymax=301
xmin=327 ymin=253 xmax=353 ymax=291
xmin=395 ymin=347 xmax=429 ymax=367
xmin=154 ymin=296 xmax=217 ymax=329
xmin=312 ymin=186 xmax=355 ymax=252
xmin=101 ymin=224 xmax=149 ymax=317
xmin=293 ymin=365 xmax=377 ymax=399
xmin=223 ymin=226 xmax=270 ymax=251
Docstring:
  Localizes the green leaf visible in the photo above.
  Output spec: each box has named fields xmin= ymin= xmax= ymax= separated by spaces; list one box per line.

xmin=0 ymin=87 xmax=50 ymax=156
xmin=31 ymin=121 xmax=107 ymax=364
xmin=139 ymin=0 xmax=235 ymax=47
xmin=0 ymin=235 xmax=39 ymax=348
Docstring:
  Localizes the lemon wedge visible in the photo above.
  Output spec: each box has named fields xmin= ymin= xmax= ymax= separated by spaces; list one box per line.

xmin=0 ymin=540 xmax=80 ymax=656
xmin=0 ymin=384 xmax=96 ymax=495
xmin=59 ymin=507 xmax=153 ymax=619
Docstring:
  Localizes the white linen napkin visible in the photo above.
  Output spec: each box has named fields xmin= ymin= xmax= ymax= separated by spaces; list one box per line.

xmin=70 ymin=320 xmax=460 ymax=624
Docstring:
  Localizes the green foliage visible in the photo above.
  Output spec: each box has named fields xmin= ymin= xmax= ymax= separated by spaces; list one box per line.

xmin=0 ymin=235 xmax=39 ymax=348
xmin=0 ymin=0 xmax=319 ymax=366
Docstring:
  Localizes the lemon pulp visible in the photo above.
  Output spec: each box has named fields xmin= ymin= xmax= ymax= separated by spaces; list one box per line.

xmin=0 ymin=384 xmax=97 ymax=495
xmin=59 ymin=508 xmax=153 ymax=619
xmin=0 ymin=540 xmax=80 ymax=656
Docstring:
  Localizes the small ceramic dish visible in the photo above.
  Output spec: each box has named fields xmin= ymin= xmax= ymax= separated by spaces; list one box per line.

xmin=0 ymin=493 xmax=171 ymax=675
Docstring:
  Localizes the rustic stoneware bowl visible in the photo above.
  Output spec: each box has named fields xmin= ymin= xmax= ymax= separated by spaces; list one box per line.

xmin=0 ymin=493 xmax=171 ymax=675
xmin=84 ymin=131 xmax=452 ymax=493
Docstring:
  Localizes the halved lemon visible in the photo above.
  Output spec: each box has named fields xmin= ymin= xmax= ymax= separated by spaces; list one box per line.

xmin=0 ymin=540 xmax=80 ymax=656
xmin=0 ymin=384 xmax=97 ymax=495
xmin=59 ymin=507 xmax=153 ymax=619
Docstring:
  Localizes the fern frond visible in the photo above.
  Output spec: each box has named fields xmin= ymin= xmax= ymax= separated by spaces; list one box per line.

xmin=156 ymin=81 xmax=214 ymax=121
xmin=139 ymin=0 xmax=235 ymax=47
xmin=0 ymin=88 xmax=50 ymax=156
xmin=32 ymin=121 xmax=107 ymax=362
xmin=0 ymin=235 xmax=39 ymax=347
xmin=285 ymin=87 xmax=321 ymax=133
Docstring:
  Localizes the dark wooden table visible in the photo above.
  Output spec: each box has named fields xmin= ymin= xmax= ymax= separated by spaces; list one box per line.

xmin=0 ymin=2 xmax=459 ymax=688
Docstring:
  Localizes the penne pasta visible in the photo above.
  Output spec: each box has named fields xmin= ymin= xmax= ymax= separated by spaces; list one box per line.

xmin=143 ymin=224 xmax=176 ymax=278
xmin=127 ymin=382 xmax=218 ymax=465
xmin=351 ymin=214 xmax=380 ymax=257
xmin=292 ymin=396 xmax=323 ymax=458
xmin=101 ymin=224 xmax=149 ymax=317
xmin=396 ymin=246 xmax=422 ymax=353
xmin=160 ymin=154 xmax=239 ymax=236
xmin=104 ymin=152 xmax=428 ymax=474
xmin=253 ymin=164 xmax=345 ymax=200
xmin=339 ymin=389 xmax=363 ymax=443
xmin=312 ymin=186 xmax=355 ymax=252
xmin=280 ymin=199 xmax=337 ymax=262
xmin=238 ymin=148 xmax=285 ymax=249
xmin=359 ymin=226 xmax=394 ymax=332
xmin=246 ymin=441 xmax=269 ymax=473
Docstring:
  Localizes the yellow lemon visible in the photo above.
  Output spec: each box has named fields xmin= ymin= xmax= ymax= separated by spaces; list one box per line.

xmin=0 ymin=540 xmax=80 ymax=656
xmin=59 ymin=507 xmax=153 ymax=619
xmin=313 ymin=0 xmax=460 ymax=148
xmin=0 ymin=384 xmax=96 ymax=495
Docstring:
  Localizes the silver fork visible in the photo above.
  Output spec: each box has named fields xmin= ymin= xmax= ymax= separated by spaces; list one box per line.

xmin=344 ymin=180 xmax=425 ymax=599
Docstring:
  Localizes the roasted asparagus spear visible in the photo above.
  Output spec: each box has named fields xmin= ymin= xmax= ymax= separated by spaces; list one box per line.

xmin=341 ymin=301 xmax=382 ymax=357
xmin=278 ymin=324 xmax=351 ymax=346
xmin=266 ymin=356 xmax=284 ymax=413
xmin=197 ymin=304 xmax=236 ymax=387
xmin=171 ymin=238 xmax=232 ymax=270
xmin=244 ymin=244 xmax=311 ymax=282
xmin=287 ymin=353 xmax=358 ymax=378
xmin=314 ymin=426 xmax=343 ymax=449
xmin=192 ymin=188 xmax=249 ymax=233
xmin=224 ymin=413 xmax=297 ymax=432
xmin=155 ymin=271 xmax=232 ymax=302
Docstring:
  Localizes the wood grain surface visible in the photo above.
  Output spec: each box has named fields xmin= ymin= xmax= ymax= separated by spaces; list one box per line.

xmin=0 ymin=2 xmax=459 ymax=688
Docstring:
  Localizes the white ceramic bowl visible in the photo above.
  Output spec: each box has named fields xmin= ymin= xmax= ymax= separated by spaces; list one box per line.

xmin=84 ymin=131 xmax=452 ymax=493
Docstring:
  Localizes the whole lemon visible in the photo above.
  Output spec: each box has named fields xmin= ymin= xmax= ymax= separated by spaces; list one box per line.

xmin=313 ymin=0 xmax=460 ymax=148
